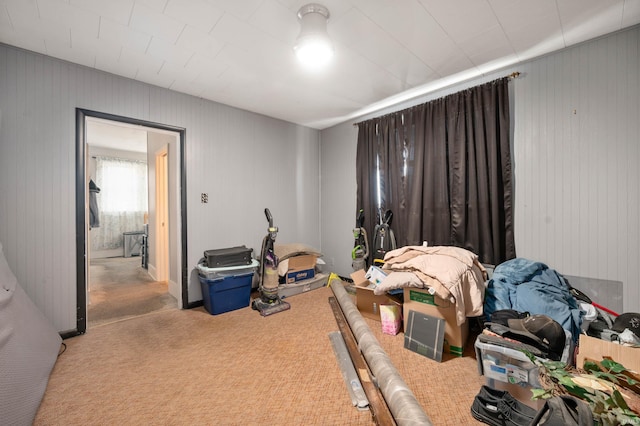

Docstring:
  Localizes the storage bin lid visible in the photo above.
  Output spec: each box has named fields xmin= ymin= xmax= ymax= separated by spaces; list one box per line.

xmin=197 ymin=258 xmax=259 ymax=274
xmin=475 ymin=337 xmax=535 ymax=361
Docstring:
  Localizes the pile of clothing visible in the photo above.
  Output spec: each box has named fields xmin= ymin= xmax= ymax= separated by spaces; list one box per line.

xmin=483 ymin=258 xmax=583 ymax=347
xmin=374 ymin=245 xmax=487 ymax=325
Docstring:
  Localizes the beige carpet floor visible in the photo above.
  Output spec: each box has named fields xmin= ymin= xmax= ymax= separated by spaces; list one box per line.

xmin=36 ymin=283 xmax=486 ymax=425
xmin=88 ymin=256 xmax=177 ymax=328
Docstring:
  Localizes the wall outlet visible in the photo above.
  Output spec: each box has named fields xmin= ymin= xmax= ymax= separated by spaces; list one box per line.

xmin=201 ymin=193 xmax=208 ymax=203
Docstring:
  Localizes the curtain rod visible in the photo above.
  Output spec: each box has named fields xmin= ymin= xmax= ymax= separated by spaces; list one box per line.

xmin=352 ymin=71 xmax=521 ymax=127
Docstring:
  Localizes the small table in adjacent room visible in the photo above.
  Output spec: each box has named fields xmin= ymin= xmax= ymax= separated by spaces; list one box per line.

xmin=123 ymin=231 xmax=145 ymax=258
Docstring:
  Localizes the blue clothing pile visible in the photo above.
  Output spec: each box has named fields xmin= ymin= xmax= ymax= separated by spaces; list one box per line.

xmin=484 ymin=258 xmax=583 ymax=344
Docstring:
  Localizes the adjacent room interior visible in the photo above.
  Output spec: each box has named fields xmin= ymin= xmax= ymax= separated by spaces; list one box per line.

xmin=1 ymin=2 xmax=639 ymax=425
xmin=85 ymin=117 xmax=178 ymax=328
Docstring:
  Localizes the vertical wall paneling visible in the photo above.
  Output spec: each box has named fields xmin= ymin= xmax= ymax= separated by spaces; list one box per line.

xmin=0 ymin=44 xmax=321 ymax=331
xmin=2 ymin=25 xmax=639 ymax=330
xmin=320 ymin=26 xmax=640 ymax=313
xmin=513 ymin=27 xmax=640 ymax=312
xmin=319 ymin=124 xmax=359 ymax=274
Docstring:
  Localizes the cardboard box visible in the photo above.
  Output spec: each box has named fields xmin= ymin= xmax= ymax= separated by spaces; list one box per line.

xmin=282 ymin=254 xmax=317 ymax=283
xmin=278 ymin=273 xmax=328 ymax=298
xmin=403 ymin=287 xmax=468 ymax=356
xmin=285 ymin=268 xmax=315 ymax=283
xmin=576 ymin=334 xmax=640 ymax=372
xmin=287 ymin=254 xmax=317 ymax=271
xmin=350 ymin=269 xmax=402 ymax=322
xmin=350 ymin=268 xmax=373 ymax=289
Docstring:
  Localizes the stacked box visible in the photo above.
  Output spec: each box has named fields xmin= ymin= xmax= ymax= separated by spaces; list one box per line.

xmin=285 ymin=268 xmax=315 ymax=283
xmin=197 ymin=260 xmax=258 ymax=315
xmin=350 ymin=269 xmax=403 ymax=322
xmin=284 ymin=255 xmax=317 ymax=283
xmin=403 ymin=288 xmax=468 ymax=356
xmin=278 ymin=273 xmax=328 ymax=298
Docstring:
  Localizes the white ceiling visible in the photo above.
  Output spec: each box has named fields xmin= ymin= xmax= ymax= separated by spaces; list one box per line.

xmin=86 ymin=117 xmax=149 ymax=153
xmin=1 ymin=0 xmax=639 ymax=130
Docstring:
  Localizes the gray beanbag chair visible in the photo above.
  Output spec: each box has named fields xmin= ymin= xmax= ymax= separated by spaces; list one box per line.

xmin=0 ymin=242 xmax=62 ymax=425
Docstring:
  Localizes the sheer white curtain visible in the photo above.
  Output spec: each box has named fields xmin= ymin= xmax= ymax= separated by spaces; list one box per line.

xmin=91 ymin=157 xmax=148 ymax=251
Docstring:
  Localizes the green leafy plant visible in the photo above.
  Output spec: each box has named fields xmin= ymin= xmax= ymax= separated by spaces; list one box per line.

xmin=521 ymin=350 xmax=640 ymax=425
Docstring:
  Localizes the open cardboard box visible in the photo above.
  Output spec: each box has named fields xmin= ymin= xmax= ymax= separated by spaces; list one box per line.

xmin=350 ymin=269 xmax=402 ymax=322
xmin=576 ymin=334 xmax=640 ymax=372
xmin=403 ymin=287 xmax=468 ymax=357
xmin=287 ymin=254 xmax=316 ymax=271
xmin=284 ymin=254 xmax=316 ymax=283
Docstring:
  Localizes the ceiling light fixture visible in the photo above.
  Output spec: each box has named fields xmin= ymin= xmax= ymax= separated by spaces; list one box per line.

xmin=293 ymin=3 xmax=334 ymax=70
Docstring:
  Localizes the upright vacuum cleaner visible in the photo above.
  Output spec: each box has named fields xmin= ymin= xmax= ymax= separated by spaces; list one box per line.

xmin=251 ymin=208 xmax=291 ymax=316
xmin=372 ymin=209 xmax=396 ymax=267
xmin=351 ymin=209 xmax=369 ymax=271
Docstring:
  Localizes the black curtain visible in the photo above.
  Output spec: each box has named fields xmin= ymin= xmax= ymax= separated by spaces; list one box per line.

xmin=356 ymin=78 xmax=515 ymax=265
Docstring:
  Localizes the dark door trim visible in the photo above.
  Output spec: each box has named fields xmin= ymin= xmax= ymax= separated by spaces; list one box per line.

xmin=74 ymin=108 xmax=188 ymax=336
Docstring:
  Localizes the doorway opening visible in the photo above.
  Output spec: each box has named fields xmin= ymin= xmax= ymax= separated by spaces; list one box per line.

xmin=75 ymin=109 xmax=188 ymax=334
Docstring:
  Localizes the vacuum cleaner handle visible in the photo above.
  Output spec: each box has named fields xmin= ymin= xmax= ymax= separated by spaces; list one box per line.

xmin=383 ymin=209 xmax=393 ymax=225
xmin=264 ymin=208 xmax=273 ymax=228
xmin=356 ymin=209 xmax=364 ymax=228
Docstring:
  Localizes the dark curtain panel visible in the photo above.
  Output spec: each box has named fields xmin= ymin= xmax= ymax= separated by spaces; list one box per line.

xmin=356 ymin=119 xmax=379 ymax=254
xmin=411 ymin=99 xmax=452 ymax=247
xmin=355 ymin=78 xmax=515 ymax=265
xmin=356 ymin=114 xmax=399 ymax=260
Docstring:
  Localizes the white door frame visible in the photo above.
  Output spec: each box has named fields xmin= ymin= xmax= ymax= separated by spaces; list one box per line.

xmin=155 ymin=147 xmax=169 ymax=282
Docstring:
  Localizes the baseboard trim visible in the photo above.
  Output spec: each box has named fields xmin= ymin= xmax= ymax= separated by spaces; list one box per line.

xmin=187 ymin=300 xmax=203 ymax=309
xmin=148 ymin=264 xmax=157 ymax=281
xmin=60 ymin=329 xmax=83 ymax=339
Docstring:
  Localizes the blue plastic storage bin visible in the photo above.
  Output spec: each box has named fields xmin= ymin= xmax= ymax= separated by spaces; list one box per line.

xmin=199 ymin=272 xmax=254 ymax=315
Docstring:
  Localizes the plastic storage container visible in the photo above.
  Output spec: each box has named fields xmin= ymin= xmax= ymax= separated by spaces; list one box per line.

xmin=475 ymin=337 xmax=544 ymax=410
xmin=475 ymin=338 xmax=542 ymax=387
xmin=197 ymin=259 xmax=258 ymax=315
xmin=197 ymin=259 xmax=259 ymax=279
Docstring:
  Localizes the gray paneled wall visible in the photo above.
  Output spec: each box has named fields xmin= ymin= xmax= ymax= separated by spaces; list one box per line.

xmin=2 ymin=24 xmax=638 ymax=334
xmin=0 ymin=44 xmax=321 ymax=332
xmin=320 ymin=25 xmax=640 ymax=313
xmin=512 ymin=27 xmax=639 ymax=312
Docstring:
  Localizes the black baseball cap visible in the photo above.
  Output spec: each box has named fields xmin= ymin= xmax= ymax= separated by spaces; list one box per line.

xmin=612 ymin=313 xmax=640 ymax=338
xmin=490 ymin=309 xmax=530 ymax=325
xmin=506 ymin=315 xmax=566 ymax=359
